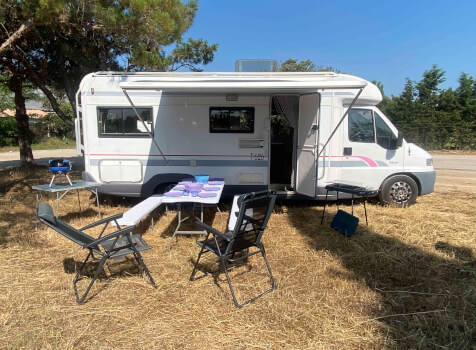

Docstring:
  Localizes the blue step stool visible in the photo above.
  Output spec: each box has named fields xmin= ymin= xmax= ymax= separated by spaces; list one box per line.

xmin=330 ymin=210 xmax=359 ymax=238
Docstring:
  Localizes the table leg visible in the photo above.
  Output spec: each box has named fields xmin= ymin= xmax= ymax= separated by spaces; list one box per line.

xmin=56 ymin=192 xmax=59 ymax=218
xmin=351 ymin=194 xmax=354 ymax=215
xmin=363 ymin=198 xmax=368 ymax=226
xmin=168 ymin=203 xmax=182 ymax=252
xmin=35 ymin=194 xmax=38 ymax=231
xmin=94 ymin=187 xmax=101 ymax=219
xmin=320 ymin=189 xmax=329 ymax=224
xmin=216 ymin=204 xmax=223 ymax=222
xmin=77 ymin=189 xmax=82 ymax=215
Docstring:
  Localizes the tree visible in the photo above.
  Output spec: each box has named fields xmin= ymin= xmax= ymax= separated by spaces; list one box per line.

xmin=454 ymin=73 xmax=476 ymax=148
xmin=0 ymin=0 xmax=218 ymax=163
xmin=382 ymin=67 xmax=476 ymax=150
xmin=278 ymin=58 xmax=338 ymax=72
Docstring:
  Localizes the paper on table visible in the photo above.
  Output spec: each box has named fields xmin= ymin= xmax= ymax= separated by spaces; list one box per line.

xmin=203 ymin=186 xmax=220 ymax=191
xmin=208 ymin=181 xmax=224 ymax=185
xmin=164 ymin=191 xmax=183 ymax=197
xmin=198 ymin=192 xmax=217 ymax=198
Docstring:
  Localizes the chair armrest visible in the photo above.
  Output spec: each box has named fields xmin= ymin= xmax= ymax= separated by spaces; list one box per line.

xmin=195 ymin=221 xmax=231 ymax=241
xmin=84 ymin=225 xmax=135 ymax=248
xmin=80 ymin=213 xmax=124 ymax=231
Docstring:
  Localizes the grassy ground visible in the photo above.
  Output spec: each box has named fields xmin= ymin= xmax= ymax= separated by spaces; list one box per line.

xmin=0 ymin=166 xmax=474 ymax=349
xmin=0 ymin=137 xmax=75 ymax=152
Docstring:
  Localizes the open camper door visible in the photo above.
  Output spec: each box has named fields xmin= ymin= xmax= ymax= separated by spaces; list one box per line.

xmin=295 ymin=93 xmax=320 ymax=197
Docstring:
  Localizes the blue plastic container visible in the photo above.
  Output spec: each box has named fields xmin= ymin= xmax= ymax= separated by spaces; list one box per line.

xmin=194 ymin=175 xmax=209 ymax=184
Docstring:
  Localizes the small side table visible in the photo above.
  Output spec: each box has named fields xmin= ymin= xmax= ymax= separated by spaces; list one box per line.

xmin=32 ymin=181 xmax=101 ymax=229
xmin=320 ymin=183 xmax=378 ymax=226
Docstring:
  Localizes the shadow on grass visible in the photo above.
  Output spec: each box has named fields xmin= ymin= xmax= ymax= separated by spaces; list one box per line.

xmin=60 ymin=208 xmax=100 ymax=222
xmin=62 ymin=256 xmax=146 ymax=302
xmin=286 ymin=202 xmax=476 ymax=349
xmin=157 ymin=205 xmax=220 ymax=240
xmin=63 ymin=256 xmax=144 ymax=279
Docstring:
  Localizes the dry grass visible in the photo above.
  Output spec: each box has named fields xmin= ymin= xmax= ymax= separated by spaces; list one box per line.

xmin=0 ymin=165 xmax=475 ymax=349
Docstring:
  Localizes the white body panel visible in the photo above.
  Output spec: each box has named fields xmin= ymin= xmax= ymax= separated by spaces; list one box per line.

xmin=76 ymin=72 xmax=435 ymax=199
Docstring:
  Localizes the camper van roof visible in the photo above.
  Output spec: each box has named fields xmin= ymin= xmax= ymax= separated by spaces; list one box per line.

xmin=111 ymin=71 xmax=367 ymax=92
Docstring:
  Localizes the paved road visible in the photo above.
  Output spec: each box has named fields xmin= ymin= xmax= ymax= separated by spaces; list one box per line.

xmin=431 ymin=153 xmax=476 ymax=171
xmin=0 ymin=149 xmax=82 ymax=169
xmin=430 ymin=153 xmax=476 ymax=194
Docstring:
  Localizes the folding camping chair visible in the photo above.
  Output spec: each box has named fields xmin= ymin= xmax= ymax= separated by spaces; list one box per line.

xmin=36 ymin=203 xmax=157 ymax=304
xmin=190 ymin=190 xmax=277 ymax=308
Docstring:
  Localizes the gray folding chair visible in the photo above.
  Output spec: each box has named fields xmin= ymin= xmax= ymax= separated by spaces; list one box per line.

xmin=36 ymin=203 xmax=157 ymax=304
xmin=190 ymin=190 xmax=277 ymax=308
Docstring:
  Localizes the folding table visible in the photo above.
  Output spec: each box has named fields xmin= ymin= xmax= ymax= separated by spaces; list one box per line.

xmin=320 ymin=183 xmax=378 ymax=225
xmin=162 ymin=182 xmax=224 ymax=252
xmin=32 ymin=181 xmax=101 ymax=229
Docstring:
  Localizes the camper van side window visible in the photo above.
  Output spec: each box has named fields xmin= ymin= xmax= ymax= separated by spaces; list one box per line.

xmin=98 ymin=107 xmax=153 ymax=137
xmin=209 ymin=107 xmax=254 ymax=133
xmin=375 ymin=113 xmax=398 ymax=149
xmin=348 ymin=109 xmax=375 ymax=143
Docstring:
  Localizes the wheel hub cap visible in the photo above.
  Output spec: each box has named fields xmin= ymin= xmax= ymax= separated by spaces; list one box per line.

xmin=389 ymin=181 xmax=412 ymax=204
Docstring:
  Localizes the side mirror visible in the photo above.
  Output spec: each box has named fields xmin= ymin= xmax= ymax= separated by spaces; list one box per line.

xmin=396 ymin=132 xmax=403 ymax=148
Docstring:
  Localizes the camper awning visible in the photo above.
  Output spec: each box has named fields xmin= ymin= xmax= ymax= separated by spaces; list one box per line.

xmin=119 ymin=78 xmax=367 ymax=92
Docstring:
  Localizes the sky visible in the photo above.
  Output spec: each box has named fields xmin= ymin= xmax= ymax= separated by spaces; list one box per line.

xmin=183 ymin=0 xmax=476 ymax=97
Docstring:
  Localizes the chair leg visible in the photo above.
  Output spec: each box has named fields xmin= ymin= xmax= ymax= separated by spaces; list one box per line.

xmin=190 ymin=245 xmax=207 ymax=281
xmin=132 ymin=250 xmax=157 ymax=288
xmin=73 ymin=253 xmax=107 ymax=304
xmin=260 ymin=245 xmax=277 ymax=290
xmin=221 ymin=246 xmax=277 ymax=308
xmin=220 ymin=257 xmax=243 ymax=308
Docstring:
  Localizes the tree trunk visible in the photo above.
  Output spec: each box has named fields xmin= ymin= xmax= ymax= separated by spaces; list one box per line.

xmin=10 ymin=77 xmax=34 ymax=164
xmin=58 ymin=50 xmax=76 ymax=111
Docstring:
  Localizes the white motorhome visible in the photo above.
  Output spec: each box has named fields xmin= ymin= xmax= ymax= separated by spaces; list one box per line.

xmin=75 ymin=71 xmax=435 ymax=206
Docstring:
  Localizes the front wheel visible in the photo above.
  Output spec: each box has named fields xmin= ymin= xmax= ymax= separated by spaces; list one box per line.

xmin=379 ymin=175 xmax=418 ymax=207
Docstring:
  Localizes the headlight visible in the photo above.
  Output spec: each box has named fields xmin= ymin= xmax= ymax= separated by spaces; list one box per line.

xmin=426 ymin=158 xmax=433 ymax=166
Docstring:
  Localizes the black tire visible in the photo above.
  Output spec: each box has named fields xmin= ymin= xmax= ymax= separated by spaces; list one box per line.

xmin=153 ymin=182 xmax=175 ymax=194
xmin=379 ymin=175 xmax=418 ymax=207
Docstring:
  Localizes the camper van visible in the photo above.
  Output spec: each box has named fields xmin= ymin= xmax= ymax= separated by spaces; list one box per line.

xmin=75 ymin=71 xmax=435 ymax=206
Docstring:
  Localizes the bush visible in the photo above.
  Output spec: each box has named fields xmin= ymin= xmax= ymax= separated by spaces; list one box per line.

xmin=0 ymin=117 xmax=18 ymax=146
xmin=31 ymin=113 xmax=73 ymax=141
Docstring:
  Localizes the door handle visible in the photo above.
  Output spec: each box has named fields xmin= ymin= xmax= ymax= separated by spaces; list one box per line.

xmin=343 ymin=147 xmax=352 ymax=156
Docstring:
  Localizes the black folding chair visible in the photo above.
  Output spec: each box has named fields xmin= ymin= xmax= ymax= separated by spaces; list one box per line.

xmin=36 ymin=203 xmax=157 ymax=304
xmin=190 ymin=190 xmax=277 ymax=308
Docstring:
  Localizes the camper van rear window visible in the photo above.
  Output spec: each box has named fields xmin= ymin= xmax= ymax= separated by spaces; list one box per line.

xmin=209 ymin=107 xmax=254 ymax=133
xmin=98 ymin=108 xmax=153 ymax=137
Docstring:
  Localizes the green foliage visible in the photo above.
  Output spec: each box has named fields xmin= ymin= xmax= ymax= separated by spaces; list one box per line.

xmin=278 ymin=58 xmax=339 ymax=73
xmin=0 ymin=117 xmax=18 ymax=146
xmin=0 ymin=0 xmax=218 ymax=127
xmin=383 ymin=66 xmax=476 ymax=150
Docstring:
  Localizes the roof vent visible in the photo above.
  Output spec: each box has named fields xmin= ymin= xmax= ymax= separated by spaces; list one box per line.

xmin=235 ymin=59 xmax=277 ymax=72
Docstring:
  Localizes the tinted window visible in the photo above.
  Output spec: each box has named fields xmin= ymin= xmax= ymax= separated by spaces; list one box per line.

xmin=98 ymin=108 xmax=152 ymax=137
xmin=210 ymin=107 xmax=254 ymax=133
xmin=348 ymin=109 xmax=374 ymax=143
xmin=375 ymin=113 xmax=397 ymax=149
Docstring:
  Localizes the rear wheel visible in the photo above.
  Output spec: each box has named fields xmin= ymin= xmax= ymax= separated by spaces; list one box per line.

xmin=379 ymin=175 xmax=418 ymax=207
xmin=154 ymin=182 xmax=175 ymax=194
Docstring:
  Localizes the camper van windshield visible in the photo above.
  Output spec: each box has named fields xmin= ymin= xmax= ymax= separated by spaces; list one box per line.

xmin=98 ymin=107 xmax=152 ymax=137
xmin=348 ymin=109 xmax=398 ymax=149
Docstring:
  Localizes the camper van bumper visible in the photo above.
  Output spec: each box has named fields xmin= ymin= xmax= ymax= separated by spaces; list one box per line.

xmin=411 ymin=171 xmax=436 ymax=195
